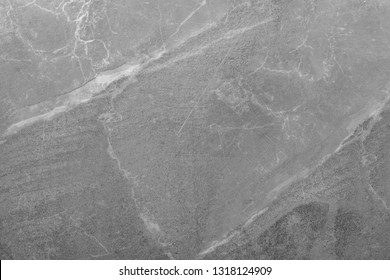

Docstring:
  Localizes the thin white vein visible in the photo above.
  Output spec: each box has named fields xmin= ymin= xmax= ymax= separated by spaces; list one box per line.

xmin=69 ymin=216 xmax=110 ymax=255
xmin=168 ymin=0 xmax=207 ymax=42
xmin=157 ymin=3 xmax=165 ymax=47
xmin=176 ymin=46 xmax=233 ymax=137
xmin=250 ymin=51 xmax=269 ymax=75
xmin=368 ymin=184 xmax=390 ymax=211
xmin=84 ymin=231 xmax=110 ymax=255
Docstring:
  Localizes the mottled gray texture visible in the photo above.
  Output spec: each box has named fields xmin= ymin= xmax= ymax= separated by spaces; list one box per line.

xmin=204 ymin=104 xmax=390 ymax=259
xmin=1 ymin=0 xmax=390 ymax=259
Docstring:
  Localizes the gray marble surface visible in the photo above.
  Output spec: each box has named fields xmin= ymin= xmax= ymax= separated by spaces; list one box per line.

xmin=1 ymin=0 xmax=390 ymax=259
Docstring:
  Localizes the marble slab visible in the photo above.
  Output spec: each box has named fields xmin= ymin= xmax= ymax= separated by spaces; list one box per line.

xmin=1 ymin=0 xmax=390 ymax=259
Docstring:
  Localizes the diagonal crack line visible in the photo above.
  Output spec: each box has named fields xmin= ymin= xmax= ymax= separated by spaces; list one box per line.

xmin=368 ymin=184 xmax=390 ymax=211
xmin=84 ymin=231 xmax=110 ymax=255
xmin=69 ymin=216 xmax=110 ymax=255
xmin=166 ymin=0 xmax=207 ymax=44
xmin=176 ymin=46 xmax=233 ymax=137
xmin=176 ymin=16 xmax=274 ymax=137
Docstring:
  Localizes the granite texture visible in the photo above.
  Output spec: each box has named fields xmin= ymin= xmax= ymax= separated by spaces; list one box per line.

xmin=1 ymin=0 xmax=390 ymax=259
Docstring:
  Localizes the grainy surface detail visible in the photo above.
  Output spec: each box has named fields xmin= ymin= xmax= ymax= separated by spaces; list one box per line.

xmin=1 ymin=0 xmax=390 ymax=260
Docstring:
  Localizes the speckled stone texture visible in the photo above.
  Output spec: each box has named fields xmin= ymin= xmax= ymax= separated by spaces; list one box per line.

xmin=1 ymin=0 xmax=390 ymax=259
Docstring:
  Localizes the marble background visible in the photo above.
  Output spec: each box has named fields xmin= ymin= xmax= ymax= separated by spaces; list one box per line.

xmin=1 ymin=0 xmax=390 ymax=259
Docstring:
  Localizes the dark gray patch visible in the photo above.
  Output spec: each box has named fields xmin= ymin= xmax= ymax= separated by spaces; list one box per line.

xmin=212 ymin=201 xmax=329 ymax=259
xmin=334 ymin=208 xmax=363 ymax=259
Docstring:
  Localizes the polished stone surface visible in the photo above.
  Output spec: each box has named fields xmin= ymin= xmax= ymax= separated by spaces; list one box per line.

xmin=1 ymin=0 xmax=390 ymax=259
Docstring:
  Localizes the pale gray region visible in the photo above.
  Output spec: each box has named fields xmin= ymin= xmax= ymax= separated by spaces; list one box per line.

xmin=1 ymin=0 xmax=390 ymax=260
